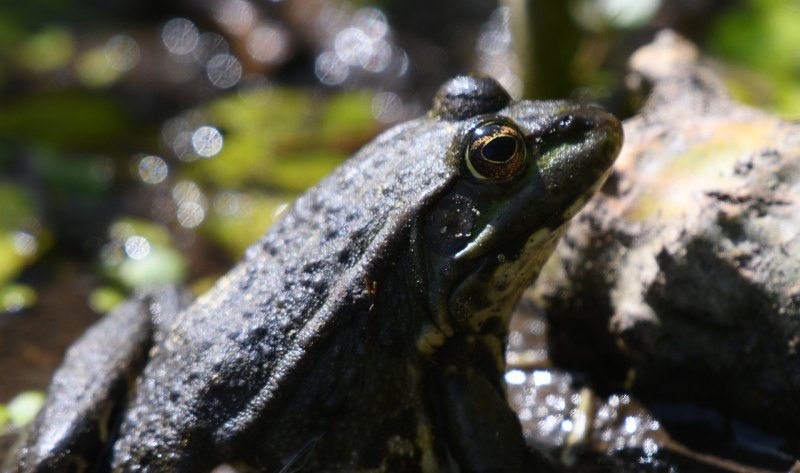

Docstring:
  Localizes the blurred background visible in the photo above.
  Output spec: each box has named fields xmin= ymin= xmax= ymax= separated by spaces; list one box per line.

xmin=0 ymin=0 xmax=798 ymax=452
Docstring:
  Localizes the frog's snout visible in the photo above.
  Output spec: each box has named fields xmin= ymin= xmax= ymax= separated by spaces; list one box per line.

xmin=585 ymin=105 xmax=624 ymax=164
xmin=531 ymin=104 xmax=622 ymax=205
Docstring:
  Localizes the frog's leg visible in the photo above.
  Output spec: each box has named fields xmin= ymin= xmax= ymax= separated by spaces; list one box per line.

xmin=435 ymin=337 xmax=556 ymax=473
xmin=7 ymin=287 xmax=191 ymax=473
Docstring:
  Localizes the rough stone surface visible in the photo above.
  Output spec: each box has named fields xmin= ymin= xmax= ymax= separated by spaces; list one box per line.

xmin=535 ymin=30 xmax=800 ymax=438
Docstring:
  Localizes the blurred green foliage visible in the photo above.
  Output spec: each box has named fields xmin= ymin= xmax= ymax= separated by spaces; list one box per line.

xmin=0 ymin=92 xmax=135 ymax=150
xmin=204 ymin=192 xmax=289 ymax=259
xmin=709 ymin=0 xmax=800 ymax=115
xmin=13 ymin=27 xmax=74 ymax=73
xmin=87 ymin=285 xmax=127 ymax=314
xmin=100 ymin=218 xmax=188 ymax=289
xmin=0 ymin=183 xmax=45 ymax=311
xmin=189 ymin=88 xmax=377 ymax=192
xmin=0 ymin=284 xmax=38 ymax=314
xmin=0 ymin=391 xmax=45 ymax=433
xmin=0 ymin=183 xmax=34 ymax=239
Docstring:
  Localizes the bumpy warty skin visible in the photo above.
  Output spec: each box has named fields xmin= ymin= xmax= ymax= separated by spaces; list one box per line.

xmin=110 ymin=119 xmax=463 ymax=471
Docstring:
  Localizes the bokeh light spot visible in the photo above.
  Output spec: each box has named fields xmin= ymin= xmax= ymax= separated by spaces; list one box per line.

xmin=214 ymin=191 xmax=248 ymax=216
xmin=172 ymin=180 xmax=205 ymax=205
xmin=124 ymin=235 xmax=151 ymax=260
xmin=177 ymin=202 xmax=206 ymax=228
xmin=361 ymin=39 xmax=392 ymax=73
xmin=371 ymin=91 xmax=404 ymax=123
xmin=162 ymin=18 xmax=200 ymax=55
xmin=623 ymin=415 xmax=641 ymax=434
xmin=504 ymin=370 xmax=526 ymax=385
xmin=642 ymin=437 xmax=659 ymax=456
xmin=10 ymin=231 xmax=38 ymax=257
xmin=2 ymin=285 xmax=36 ymax=313
xmin=334 ymin=27 xmax=372 ymax=67
xmin=138 ymin=155 xmax=169 ymax=184
xmin=161 ymin=117 xmax=198 ymax=162
xmin=532 ymin=370 xmax=552 ymax=386
xmin=172 ymin=181 xmax=208 ymax=229
xmin=104 ymin=35 xmax=140 ymax=72
xmin=206 ymin=53 xmax=242 ymax=88
xmin=314 ymin=51 xmax=348 ymax=85
xmin=214 ymin=0 xmax=257 ymax=36
xmin=76 ymin=48 xmax=122 ymax=87
xmin=18 ymin=28 xmax=75 ymax=72
xmin=571 ymin=0 xmax=661 ymax=31
xmin=353 ymin=8 xmax=389 ymax=40
xmin=191 ymin=126 xmax=223 ymax=158
xmin=246 ymin=23 xmax=289 ymax=64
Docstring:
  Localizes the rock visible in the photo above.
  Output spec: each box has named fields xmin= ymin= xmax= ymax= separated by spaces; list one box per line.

xmin=536 ymin=30 xmax=800 ymax=439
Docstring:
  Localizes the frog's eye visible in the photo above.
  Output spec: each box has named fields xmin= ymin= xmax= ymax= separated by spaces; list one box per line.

xmin=465 ymin=120 xmax=527 ymax=181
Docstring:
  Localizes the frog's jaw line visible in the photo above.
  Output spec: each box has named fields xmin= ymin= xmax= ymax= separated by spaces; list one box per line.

xmin=454 ymin=223 xmax=497 ymax=261
xmin=562 ymin=166 xmax=613 ymax=221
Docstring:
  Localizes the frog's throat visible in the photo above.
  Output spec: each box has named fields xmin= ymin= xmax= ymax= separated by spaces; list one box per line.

xmin=451 ymin=224 xmax=565 ymax=332
xmin=416 ymin=221 xmax=564 ymax=355
xmin=419 ymin=214 xmax=561 ymax=345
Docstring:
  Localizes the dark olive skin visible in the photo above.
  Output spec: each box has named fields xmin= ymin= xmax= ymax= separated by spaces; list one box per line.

xmin=7 ymin=75 xmax=622 ymax=473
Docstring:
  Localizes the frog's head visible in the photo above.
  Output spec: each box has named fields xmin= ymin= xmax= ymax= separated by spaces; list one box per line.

xmin=419 ymin=74 xmax=622 ymax=342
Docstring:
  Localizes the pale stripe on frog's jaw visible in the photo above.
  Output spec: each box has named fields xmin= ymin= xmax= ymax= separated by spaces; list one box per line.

xmin=454 ymin=223 xmax=497 ymax=261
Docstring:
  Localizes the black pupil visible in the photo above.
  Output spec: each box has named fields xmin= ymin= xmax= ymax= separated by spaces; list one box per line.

xmin=482 ymin=135 xmax=517 ymax=163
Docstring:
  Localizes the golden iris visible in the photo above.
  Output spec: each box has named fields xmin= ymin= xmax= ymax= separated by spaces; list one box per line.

xmin=465 ymin=120 xmax=526 ymax=181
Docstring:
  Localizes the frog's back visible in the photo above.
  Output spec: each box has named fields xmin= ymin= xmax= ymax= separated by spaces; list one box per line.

xmin=110 ymin=118 xmax=458 ymax=470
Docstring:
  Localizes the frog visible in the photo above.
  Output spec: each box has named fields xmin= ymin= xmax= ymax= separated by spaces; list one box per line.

xmin=7 ymin=74 xmax=622 ymax=473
